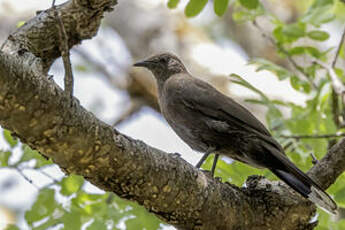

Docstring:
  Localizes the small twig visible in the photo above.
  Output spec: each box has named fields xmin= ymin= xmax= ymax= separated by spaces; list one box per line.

xmin=106 ymin=193 xmax=114 ymax=204
xmin=332 ymin=24 xmax=345 ymax=68
xmin=15 ymin=168 xmax=39 ymax=189
xmin=252 ymin=20 xmax=317 ymax=89
xmin=279 ymin=133 xmax=345 ymax=139
xmin=310 ymin=153 xmax=319 ymax=165
xmin=313 ymin=59 xmax=345 ymax=106
xmin=74 ymin=49 xmax=125 ymax=89
xmin=112 ymin=100 xmax=143 ymax=127
xmin=52 ymin=1 xmax=74 ymax=99
xmin=331 ymin=89 xmax=341 ymax=127
xmin=38 ymin=169 xmax=61 ymax=184
xmin=329 ymin=23 xmax=345 ymax=127
xmin=282 ymin=140 xmax=293 ymax=151
xmin=12 ymin=164 xmax=60 ymax=187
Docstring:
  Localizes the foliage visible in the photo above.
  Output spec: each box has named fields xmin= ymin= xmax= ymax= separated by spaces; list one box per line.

xmin=0 ymin=129 xmax=165 ymax=230
xmin=21 ymin=186 xmax=164 ymax=230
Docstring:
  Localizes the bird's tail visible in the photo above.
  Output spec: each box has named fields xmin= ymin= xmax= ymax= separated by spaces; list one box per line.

xmin=271 ymin=167 xmax=337 ymax=215
xmin=262 ymin=143 xmax=337 ymax=214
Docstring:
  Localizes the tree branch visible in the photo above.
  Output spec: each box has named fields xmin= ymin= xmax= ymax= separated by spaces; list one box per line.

xmin=0 ymin=49 xmax=319 ymax=229
xmin=52 ymin=0 xmax=74 ymax=98
xmin=332 ymin=24 xmax=345 ymax=68
xmin=0 ymin=1 xmax=342 ymax=229
xmin=279 ymin=133 xmax=345 ymax=139
xmin=308 ymin=138 xmax=345 ymax=190
xmin=313 ymin=59 xmax=345 ymax=106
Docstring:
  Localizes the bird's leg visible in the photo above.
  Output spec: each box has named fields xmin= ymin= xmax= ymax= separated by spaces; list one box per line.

xmin=195 ymin=152 xmax=210 ymax=168
xmin=195 ymin=147 xmax=216 ymax=169
xmin=210 ymin=154 xmax=219 ymax=176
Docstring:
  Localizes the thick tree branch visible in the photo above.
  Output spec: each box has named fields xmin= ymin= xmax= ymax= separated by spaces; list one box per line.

xmin=0 ymin=51 xmax=317 ymax=230
xmin=0 ymin=1 xmax=342 ymax=229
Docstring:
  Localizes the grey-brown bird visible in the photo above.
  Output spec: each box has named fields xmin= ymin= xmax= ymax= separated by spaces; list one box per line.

xmin=134 ymin=52 xmax=337 ymax=214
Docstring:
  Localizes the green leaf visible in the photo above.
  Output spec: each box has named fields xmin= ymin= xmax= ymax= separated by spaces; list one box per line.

xmin=272 ymin=26 xmax=284 ymax=44
xmin=185 ymin=0 xmax=208 ymax=17
xmin=249 ymin=58 xmax=292 ymax=80
xmin=232 ymin=2 xmax=264 ymax=23
xmin=31 ymin=217 xmax=59 ymax=230
xmin=335 ymin=67 xmax=345 ymax=82
xmin=310 ymin=0 xmax=334 ymax=8
xmin=230 ymin=73 xmax=269 ymax=99
xmin=16 ymin=21 xmax=25 ymax=28
xmin=125 ymin=205 xmax=162 ymax=230
xmin=288 ymin=46 xmax=305 ymax=56
xmin=307 ymin=30 xmax=330 ymax=41
xmin=282 ymin=22 xmax=306 ymax=40
xmin=290 ymin=76 xmax=302 ymax=92
xmin=6 ymin=225 xmax=20 ymax=230
xmin=302 ymin=0 xmax=335 ymax=26
xmin=339 ymin=43 xmax=344 ymax=60
xmin=290 ymin=76 xmax=311 ymax=93
xmin=61 ymin=210 xmax=82 ymax=230
xmin=167 ymin=0 xmax=179 ymax=9
xmin=20 ymin=145 xmax=52 ymax=168
xmin=60 ymin=174 xmax=84 ymax=196
xmin=3 ymin=130 xmax=18 ymax=148
xmin=75 ymin=65 xmax=88 ymax=72
xmin=305 ymin=46 xmax=323 ymax=59
xmin=238 ymin=0 xmax=259 ymax=9
xmin=273 ymin=23 xmax=307 ymax=44
xmin=288 ymin=46 xmax=325 ymax=59
xmin=86 ymin=220 xmax=107 ymax=230
xmin=25 ymin=189 xmax=58 ymax=225
xmin=72 ymin=192 xmax=107 ymax=212
xmin=0 ymin=151 xmax=11 ymax=167
xmin=214 ymin=0 xmax=229 ymax=16
xmin=232 ymin=11 xmax=254 ymax=22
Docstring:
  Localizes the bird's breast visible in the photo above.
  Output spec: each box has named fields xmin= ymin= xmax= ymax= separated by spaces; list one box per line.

xmin=159 ymin=95 xmax=209 ymax=152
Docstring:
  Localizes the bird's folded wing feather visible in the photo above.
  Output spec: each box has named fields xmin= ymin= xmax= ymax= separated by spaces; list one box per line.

xmin=178 ymin=77 xmax=283 ymax=152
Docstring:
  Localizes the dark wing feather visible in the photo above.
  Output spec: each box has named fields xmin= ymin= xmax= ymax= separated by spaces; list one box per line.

xmin=178 ymin=76 xmax=283 ymax=151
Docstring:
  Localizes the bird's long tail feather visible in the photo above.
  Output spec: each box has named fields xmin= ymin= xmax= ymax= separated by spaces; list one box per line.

xmin=262 ymin=143 xmax=337 ymax=214
xmin=271 ymin=167 xmax=337 ymax=214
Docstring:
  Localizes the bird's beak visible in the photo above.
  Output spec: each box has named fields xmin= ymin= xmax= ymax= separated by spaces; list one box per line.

xmin=133 ymin=60 xmax=151 ymax=67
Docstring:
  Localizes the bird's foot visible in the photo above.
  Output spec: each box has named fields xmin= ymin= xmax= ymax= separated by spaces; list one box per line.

xmin=170 ymin=152 xmax=181 ymax=158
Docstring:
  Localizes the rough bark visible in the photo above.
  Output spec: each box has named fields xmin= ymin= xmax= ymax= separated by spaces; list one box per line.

xmin=0 ymin=1 xmax=343 ymax=229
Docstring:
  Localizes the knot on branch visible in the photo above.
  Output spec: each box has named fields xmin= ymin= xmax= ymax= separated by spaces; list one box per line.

xmin=242 ymin=175 xmax=317 ymax=230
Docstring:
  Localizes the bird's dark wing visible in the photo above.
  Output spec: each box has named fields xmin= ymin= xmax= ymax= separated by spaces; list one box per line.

xmin=177 ymin=76 xmax=282 ymax=151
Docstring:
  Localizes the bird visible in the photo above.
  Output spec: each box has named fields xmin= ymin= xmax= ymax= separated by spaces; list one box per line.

xmin=133 ymin=52 xmax=337 ymax=214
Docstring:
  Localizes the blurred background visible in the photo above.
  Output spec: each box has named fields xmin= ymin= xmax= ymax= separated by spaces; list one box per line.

xmin=1 ymin=0 xmax=345 ymax=229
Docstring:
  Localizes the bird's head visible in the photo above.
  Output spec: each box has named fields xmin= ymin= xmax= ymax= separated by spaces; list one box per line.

xmin=134 ymin=52 xmax=187 ymax=83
